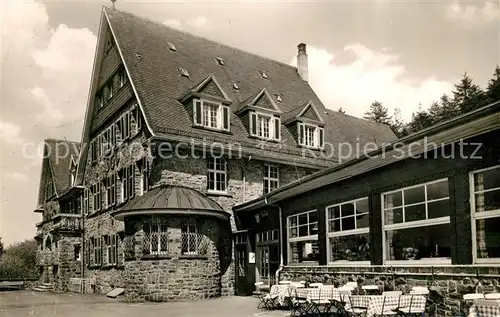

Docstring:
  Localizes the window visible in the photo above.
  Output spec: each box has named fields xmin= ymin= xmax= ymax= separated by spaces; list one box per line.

xmin=105 ymin=235 xmax=118 ymax=265
xmin=138 ymin=158 xmax=149 ymax=196
xmin=178 ymin=67 xmax=189 ymax=77
xmin=120 ymin=165 xmax=135 ymax=202
xmin=145 ymin=219 xmax=169 ymax=255
xmin=119 ymin=69 xmax=127 ymax=88
xmin=132 ymin=106 xmax=142 ymax=134
xmin=193 ymin=99 xmax=230 ymax=131
xmin=261 ymin=71 xmax=268 ymax=79
xmin=93 ymin=237 xmax=101 ymax=266
xmin=382 ymin=179 xmax=451 ymax=263
xmin=471 ymin=165 xmax=500 ymax=263
xmin=96 ymin=93 xmax=104 ymax=109
xmin=74 ymin=245 xmax=81 ymax=261
xmin=326 ymin=197 xmax=370 ymax=263
xmin=181 ymin=217 xmax=200 ymax=255
xmin=298 ymin=123 xmax=324 ymax=149
xmin=215 ymin=57 xmax=225 ymax=66
xmin=108 ymin=82 xmax=114 ymax=100
xmin=257 ymin=229 xmax=279 ymax=243
xmin=207 ymin=157 xmax=227 ymax=193
xmin=232 ymin=82 xmax=239 ymax=90
xmin=250 ymin=112 xmax=281 ymax=141
xmin=263 ymin=165 xmax=279 ymax=194
xmin=166 ymin=42 xmax=176 ymax=52
xmin=120 ymin=112 xmax=131 ymax=140
xmin=106 ymin=174 xmax=117 ymax=207
xmin=91 ymin=183 xmax=102 ymax=212
xmin=288 ymin=210 xmax=319 ymax=264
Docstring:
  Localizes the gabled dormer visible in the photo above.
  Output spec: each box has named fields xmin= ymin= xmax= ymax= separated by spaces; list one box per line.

xmin=284 ymin=101 xmax=325 ymax=149
xmin=236 ymin=88 xmax=282 ymax=141
xmin=179 ymin=74 xmax=232 ymax=132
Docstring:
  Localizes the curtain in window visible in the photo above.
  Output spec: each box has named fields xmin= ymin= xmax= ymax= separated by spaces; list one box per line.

xmin=385 ymin=195 xmax=395 ymax=260
xmin=476 ymin=173 xmax=487 ymax=258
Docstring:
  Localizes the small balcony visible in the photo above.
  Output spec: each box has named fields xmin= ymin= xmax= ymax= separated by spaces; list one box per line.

xmin=53 ymin=214 xmax=82 ymax=232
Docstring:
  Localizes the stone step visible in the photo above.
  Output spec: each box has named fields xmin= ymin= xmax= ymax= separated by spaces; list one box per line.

xmin=42 ymin=283 xmax=53 ymax=287
xmin=33 ymin=286 xmax=53 ymax=292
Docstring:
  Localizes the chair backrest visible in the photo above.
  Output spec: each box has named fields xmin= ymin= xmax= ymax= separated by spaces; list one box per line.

xmin=362 ymin=285 xmax=379 ymax=290
xmin=464 ymin=293 xmax=485 ymax=300
xmin=410 ymin=286 xmax=430 ymax=295
xmin=485 ymin=293 xmax=500 ymax=300
xmin=321 ymin=285 xmax=336 ymax=289
xmin=310 ymin=282 xmax=323 ymax=288
xmin=382 ymin=291 xmax=402 ymax=297
xmin=345 ymin=282 xmax=358 ymax=288
xmin=279 ymin=280 xmax=292 ymax=285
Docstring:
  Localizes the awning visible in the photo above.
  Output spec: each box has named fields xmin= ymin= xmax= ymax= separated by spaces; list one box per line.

xmin=111 ymin=185 xmax=230 ymax=221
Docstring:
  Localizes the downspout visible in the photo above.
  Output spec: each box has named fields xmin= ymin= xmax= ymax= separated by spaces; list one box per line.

xmin=264 ymin=196 xmax=285 ymax=284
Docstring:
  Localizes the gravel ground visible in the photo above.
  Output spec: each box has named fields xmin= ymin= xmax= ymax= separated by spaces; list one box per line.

xmin=0 ymin=291 xmax=290 ymax=317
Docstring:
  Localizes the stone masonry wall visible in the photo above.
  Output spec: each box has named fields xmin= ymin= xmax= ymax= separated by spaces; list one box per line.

xmin=151 ymin=152 xmax=316 ymax=296
xmin=281 ymin=265 xmax=500 ymax=316
xmin=123 ymin=216 xmax=227 ymax=302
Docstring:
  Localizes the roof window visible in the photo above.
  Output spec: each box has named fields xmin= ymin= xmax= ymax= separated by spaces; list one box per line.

xmin=261 ymin=71 xmax=268 ymax=79
xmin=178 ymin=68 xmax=189 ymax=77
xmin=276 ymin=94 xmax=282 ymax=102
xmin=215 ymin=57 xmax=225 ymax=66
xmin=166 ymin=42 xmax=176 ymax=52
xmin=233 ymin=82 xmax=239 ymax=90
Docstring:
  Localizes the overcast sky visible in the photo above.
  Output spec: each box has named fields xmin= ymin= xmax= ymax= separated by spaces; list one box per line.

xmin=1 ymin=0 xmax=499 ymax=246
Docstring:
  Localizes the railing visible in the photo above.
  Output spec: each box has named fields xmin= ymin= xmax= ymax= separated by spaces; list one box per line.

xmin=55 ymin=215 xmax=82 ymax=231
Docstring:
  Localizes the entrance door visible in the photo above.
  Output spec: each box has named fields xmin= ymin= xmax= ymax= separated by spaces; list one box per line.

xmin=235 ymin=245 xmax=248 ymax=295
xmin=257 ymin=244 xmax=279 ymax=286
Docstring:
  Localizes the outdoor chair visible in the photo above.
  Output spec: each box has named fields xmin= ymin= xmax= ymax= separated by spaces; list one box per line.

xmin=396 ymin=295 xmax=427 ymax=317
xmin=254 ymin=282 xmax=276 ymax=310
xmin=309 ymin=288 xmax=334 ymax=317
xmin=462 ymin=293 xmax=486 ymax=314
xmin=332 ymin=288 xmax=353 ymax=317
xmin=290 ymin=288 xmax=311 ymax=317
xmin=310 ymin=283 xmax=324 ymax=288
xmin=362 ymin=285 xmax=380 ymax=295
xmin=279 ymin=280 xmax=292 ymax=285
xmin=372 ymin=295 xmax=399 ymax=317
xmin=344 ymin=294 xmax=369 ymax=317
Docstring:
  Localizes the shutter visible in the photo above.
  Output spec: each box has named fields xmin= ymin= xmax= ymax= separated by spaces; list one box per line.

xmin=318 ymin=127 xmax=324 ymax=149
xmin=222 ymin=106 xmax=230 ymax=131
xmin=250 ymin=112 xmax=257 ymax=136
xmin=194 ymin=100 xmax=202 ymax=125
xmin=274 ymin=117 xmax=281 ymax=140
xmin=99 ymin=236 xmax=103 ymax=266
xmin=131 ymin=165 xmax=135 ymax=198
xmin=298 ymin=123 xmax=304 ymax=145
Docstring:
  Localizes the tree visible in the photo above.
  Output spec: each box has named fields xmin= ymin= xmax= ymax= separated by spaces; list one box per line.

xmin=451 ymin=72 xmax=486 ymax=114
xmin=408 ymin=111 xmax=434 ymax=133
xmin=486 ymin=66 xmax=500 ymax=104
xmin=389 ymin=108 xmax=406 ymax=138
xmin=363 ymin=101 xmax=391 ymax=125
xmin=338 ymin=107 xmax=346 ymax=114
xmin=0 ymin=239 xmax=39 ymax=279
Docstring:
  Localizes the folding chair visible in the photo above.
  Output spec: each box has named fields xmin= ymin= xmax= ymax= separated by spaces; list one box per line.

xmin=344 ymin=294 xmax=370 ymax=317
xmin=290 ymin=287 xmax=312 ymax=317
xmin=309 ymin=288 xmax=334 ymax=317
xmin=396 ymin=295 xmax=427 ymax=317
xmin=333 ymin=288 xmax=353 ymax=317
xmin=373 ymin=295 xmax=398 ymax=317
xmin=254 ymin=282 xmax=277 ymax=310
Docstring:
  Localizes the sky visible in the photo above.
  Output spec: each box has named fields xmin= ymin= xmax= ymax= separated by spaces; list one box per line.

xmin=1 ymin=0 xmax=499 ymax=246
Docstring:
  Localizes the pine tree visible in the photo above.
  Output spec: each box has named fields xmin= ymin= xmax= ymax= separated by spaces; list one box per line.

xmin=389 ymin=108 xmax=406 ymax=137
xmin=451 ymin=72 xmax=486 ymax=113
xmin=486 ymin=66 xmax=500 ymax=103
xmin=338 ymin=107 xmax=346 ymax=114
xmin=363 ymin=101 xmax=391 ymax=125
xmin=408 ymin=111 xmax=434 ymax=133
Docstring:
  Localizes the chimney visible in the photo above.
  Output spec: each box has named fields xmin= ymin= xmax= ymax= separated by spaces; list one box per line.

xmin=297 ymin=43 xmax=308 ymax=82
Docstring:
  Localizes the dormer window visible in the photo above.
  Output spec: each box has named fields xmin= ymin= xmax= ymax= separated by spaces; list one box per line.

xmin=232 ymin=82 xmax=239 ymax=90
xmin=261 ymin=71 xmax=268 ymax=79
xmin=249 ymin=112 xmax=281 ymax=141
xmin=298 ymin=122 xmax=324 ymax=149
xmin=193 ymin=99 xmax=230 ymax=132
xmin=276 ymin=95 xmax=282 ymax=102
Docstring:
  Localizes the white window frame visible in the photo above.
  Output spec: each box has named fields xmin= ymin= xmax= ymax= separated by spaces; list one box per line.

xmin=287 ymin=210 xmax=319 ymax=265
xmin=257 ymin=229 xmax=279 ymax=245
xmin=263 ymin=165 xmax=279 ymax=194
xmin=193 ymin=99 xmax=230 ymax=132
xmin=470 ymin=165 xmax=500 ymax=264
xmin=207 ymin=156 xmax=227 ymax=194
xmin=326 ymin=197 xmax=371 ymax=266
xmin=249 ymin=112 xmax=281 ymax=141
xmin=148 ymin=221 xmax=169 ymax=256
xmin=298 ymin=122 xmax=324 ymax=149
xmin=381 ymin=178 xmax=451 ymax=265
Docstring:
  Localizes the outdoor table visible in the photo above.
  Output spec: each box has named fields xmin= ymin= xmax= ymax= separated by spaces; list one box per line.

xmin=468 ymin=300 xmax=500 ymax=317
xmin=363 ymin=295 xmax=426 ymax=317
xmin=270 ymin=284 xmax=292 ymax=306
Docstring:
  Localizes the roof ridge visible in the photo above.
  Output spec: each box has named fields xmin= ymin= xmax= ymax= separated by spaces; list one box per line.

xmin=104 ymin=7 xmax=299 ymax=71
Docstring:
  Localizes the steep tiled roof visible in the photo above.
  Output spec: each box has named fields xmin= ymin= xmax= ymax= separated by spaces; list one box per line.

xmin=104 ymin=8 xmax=396 ymax=165
xmin=37 ymin=139 xmax=81 ymax=205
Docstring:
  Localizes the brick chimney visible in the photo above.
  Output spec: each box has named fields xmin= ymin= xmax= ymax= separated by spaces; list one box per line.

xmin=297 ymin=43 xmax=308 ymax=82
